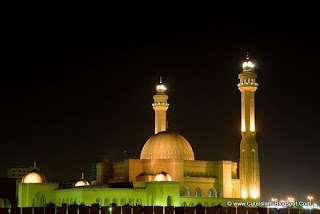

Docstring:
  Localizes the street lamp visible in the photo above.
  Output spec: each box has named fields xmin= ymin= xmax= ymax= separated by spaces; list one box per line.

xmin=307 ymin=196 xmax=314 ymax=205
xmin=307 ymin=196 xmax=314 ymax=209
xmin=288 ymin=197 xmax=295 ymax=202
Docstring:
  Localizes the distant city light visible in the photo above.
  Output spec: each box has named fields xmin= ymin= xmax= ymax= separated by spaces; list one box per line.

xmin=287 ymin=197 xmax=295 ymax=202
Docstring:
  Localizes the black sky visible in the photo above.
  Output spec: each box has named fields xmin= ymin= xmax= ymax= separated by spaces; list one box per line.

xmin=1 ymin=8 xmax=319 ymax=202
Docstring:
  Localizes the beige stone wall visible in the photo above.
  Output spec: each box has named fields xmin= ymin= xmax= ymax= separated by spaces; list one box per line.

xmin=231 ymin=179 xmax=240 ymax=198
xmin=183 ymin=177 xmax=218 ymax=197
xmin=109 ymin=158 xmax=238 ymax=199
xmin=127 ymin=159 xmax=143 ymax=182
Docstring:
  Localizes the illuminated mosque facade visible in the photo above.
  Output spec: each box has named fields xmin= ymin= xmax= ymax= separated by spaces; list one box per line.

xmin=18 ymin=57 xmax=260 ymax=207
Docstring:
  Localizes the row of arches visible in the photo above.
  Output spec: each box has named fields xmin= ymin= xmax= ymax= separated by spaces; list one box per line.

xmin=56 ymin=197 xmax=143 ymax=206
xmin=184 ymin=172 xmax=215 ymax=177
xmin=239 ymin=78 xmax=256 ymax=85
xmin=183 ymin=187 xmax=217 ymax=198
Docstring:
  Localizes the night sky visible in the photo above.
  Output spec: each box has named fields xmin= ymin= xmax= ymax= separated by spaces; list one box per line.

xmin=1 ymin=8 xmax=319 ymax=202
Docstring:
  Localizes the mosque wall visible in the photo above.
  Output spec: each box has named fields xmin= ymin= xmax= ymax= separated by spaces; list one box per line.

xmin=231 ymin=179 xmax=240 ymax=198
xmin=218 ymin=161 xmax=232 ymax=198
xmin=126 ymin=159 xmax=143 ymax=182
xmin=183 ymin=177 xmax=219 ymax=197
xmin=183 ymin=161 xmax=219 ymax=178
xmin=18 ymin=181 xmax=241 ymax=207
xmin=55 ymin=188 xmax=147 ymax=206
xmin=18 ymin=183 xmax=59 ymax=207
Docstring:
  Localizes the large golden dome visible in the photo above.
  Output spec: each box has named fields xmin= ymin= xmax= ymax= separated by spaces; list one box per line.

xmin=140 ymin=131 xmax=195 ymax=160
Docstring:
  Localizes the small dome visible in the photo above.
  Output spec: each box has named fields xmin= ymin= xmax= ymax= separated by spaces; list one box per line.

xmin=154 ymin=171 xmax=172 ymax=182
xmin=22 ymin=171 xmax=44 ymax=183
xmin=75 ymin=172 xmax=90 ymax=187
xmin=140 ymin=131 xmax=195 ymax=160
xmin=75 ymin=180 xmax=90 ymax=187
xmin=242 ymin=54 xmax=254 ymax=72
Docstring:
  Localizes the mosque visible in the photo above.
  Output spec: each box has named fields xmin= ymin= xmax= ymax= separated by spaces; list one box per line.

xmin=18 ymin=56 xmax=260 ymax=207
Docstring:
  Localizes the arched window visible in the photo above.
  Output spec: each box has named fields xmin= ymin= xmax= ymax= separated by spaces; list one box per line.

xmin=208 ymin=188 xmax=217 ymax=198
xmin=184 ymin=186 xmax=190 ymax=197
xmin=112 ymin=198 xmax=118 ymax=205
xmin=128 ymin=198 xmax=134 ymax=206
xmin=96 ymin=197 xmax=102 ymax=205
xmin=104 ymin=197 xmax=110 ymax=206
xmin=120 ymin=198 xmax=126 ymax=206
xmin=136 ymin=198 xmax=142 ymax=205
xmin=194 ymin=187 xmax=203 ymax=197
xmin=251 ymin=149 xmax=256 ymax=183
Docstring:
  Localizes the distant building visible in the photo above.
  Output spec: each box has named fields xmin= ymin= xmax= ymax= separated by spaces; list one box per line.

xmin=7 ymin=164 xmax=39 ymax=183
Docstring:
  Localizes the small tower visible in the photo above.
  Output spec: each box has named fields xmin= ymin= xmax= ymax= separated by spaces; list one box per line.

xmin=152 ymin=77 xmax=169 ymax=134
xmin=238 ymin=54 xmax=260 ymax=199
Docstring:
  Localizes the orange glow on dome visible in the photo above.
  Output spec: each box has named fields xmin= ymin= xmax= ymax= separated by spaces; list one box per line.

xmin=154 ymin=171 xmax=172 ymax=182
xmin=165 ymin=174 xmax=172 ymax=181
xmin=22 ymin=172 xmax=43 ymax=183
xmin=154 ymin=173 xmax=166 ymax=181
xmin=75 ymin=180 xmax=90 ymax=187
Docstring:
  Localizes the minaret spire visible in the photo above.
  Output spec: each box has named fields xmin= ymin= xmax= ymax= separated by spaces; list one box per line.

xmin=238 ymin=54 xmax=260 ymax=199
xmin=81 ymin=172 xmax=84 ymax=180
xmin=152 ymin=77 xmax=169 ymax=134
xmin=33 ymin=160 xmax=36 ymax=169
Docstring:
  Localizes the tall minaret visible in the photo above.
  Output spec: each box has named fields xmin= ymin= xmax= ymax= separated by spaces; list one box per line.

xmin=152 ymin=77 xmax=169 ymax=134
xmin=238 ymin=55 xmax=260 ymax=199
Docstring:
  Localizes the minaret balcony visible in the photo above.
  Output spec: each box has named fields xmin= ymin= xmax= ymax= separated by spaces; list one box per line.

xmin=238 ymin=82 xmax=259 ymax=87
xmin=152 ymin=103 xmax=169 ymax=106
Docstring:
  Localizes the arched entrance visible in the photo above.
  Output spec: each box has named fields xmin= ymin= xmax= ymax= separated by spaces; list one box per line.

xmin=33 ymin=192 xmax=46 ymax=207
xmin=167 ymin=196 xmax=173 ymax=206
xmin=183 ymin=186 xmax=190 ymax=196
